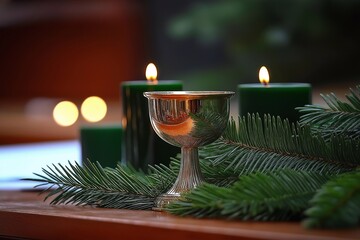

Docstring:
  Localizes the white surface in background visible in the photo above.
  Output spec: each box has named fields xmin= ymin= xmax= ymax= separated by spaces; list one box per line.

xmin=0 ymin=140 xmax=80 ymax=190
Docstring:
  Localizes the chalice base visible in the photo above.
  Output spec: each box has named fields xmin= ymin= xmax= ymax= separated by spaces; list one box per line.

xmin=152 ymin=193 xmax=181 ymax=211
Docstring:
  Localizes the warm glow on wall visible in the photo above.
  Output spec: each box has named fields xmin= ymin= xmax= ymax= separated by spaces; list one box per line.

xmin=81 ymin=96 xmax=107 ymax=122
xmin=53 ymin=101 xmax=79 ymax=127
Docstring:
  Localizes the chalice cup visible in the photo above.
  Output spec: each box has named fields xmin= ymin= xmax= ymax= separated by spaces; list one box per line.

xmin=144 ymin=91 xmax=234 ymax=210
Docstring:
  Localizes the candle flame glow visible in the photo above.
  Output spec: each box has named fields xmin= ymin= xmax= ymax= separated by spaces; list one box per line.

xmin=259 ymin=66 xmax=270 ymax=85
xmin=146 ymin=63 xmax=158 ymax=83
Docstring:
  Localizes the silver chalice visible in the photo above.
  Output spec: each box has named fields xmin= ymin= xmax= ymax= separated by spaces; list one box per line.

xmin=144 ymin=91 xmax=234 ymax=210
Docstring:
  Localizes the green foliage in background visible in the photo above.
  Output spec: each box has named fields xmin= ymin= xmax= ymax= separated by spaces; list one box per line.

xmin=169 ymin=0 xmax=359 ymax=48
xmin=167 ymin=0 xmax=360 ymax=89
xmin=27 ymin=86 xmax=360 ymax=229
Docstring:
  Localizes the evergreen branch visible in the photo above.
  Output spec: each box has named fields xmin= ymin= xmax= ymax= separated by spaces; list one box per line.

xmin=297 ymin=85 xmax=360 ymax=140
xmin=200 ymin=158 xmax=239 ymax=186
xmin=26 ymin=161 xmax=164 ymax=209
xmin=166 ymin=170 xmax=333 ymax=220
xmin=303 ymin=171 xmax=360 ymax=229
xmin=200 ymin=114 xmax=359 ymax=176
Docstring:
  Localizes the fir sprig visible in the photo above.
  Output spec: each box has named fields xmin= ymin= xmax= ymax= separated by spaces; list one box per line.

xmin=28 ymin=161 xmax=166 ymax=209
xmin=166 ymin=170 xmax=334 ymax=221
xmin=201 ymin=114 xmax=359 ymax=176
xmin=297 ymin=85 xmax=360 ymax=140
xmin=303 ymin=171 xmax=360 ymax=229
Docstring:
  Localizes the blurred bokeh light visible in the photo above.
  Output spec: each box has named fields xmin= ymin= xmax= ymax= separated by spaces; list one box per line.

xmin=81 ymin=96 xmax=107 ymax=122
xmin=53 ymin=101 xmax=79 ymax=127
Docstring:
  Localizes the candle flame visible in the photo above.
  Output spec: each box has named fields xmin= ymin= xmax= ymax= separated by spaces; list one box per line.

xmin=259 ymin=66 xmax=270 ymax=85
xmin=146 ymin=63 xmax=158 ymax=83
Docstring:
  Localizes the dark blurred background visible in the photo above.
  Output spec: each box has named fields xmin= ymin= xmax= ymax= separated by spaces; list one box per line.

xmin=151 ymin=0 xmax=360 ymax=90
xmin=0 ymin=0 xmax=359 ymax=144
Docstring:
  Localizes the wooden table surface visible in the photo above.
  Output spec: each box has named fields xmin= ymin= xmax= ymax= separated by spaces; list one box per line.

xmin=0 ymin=191 xmax=359 ymax=240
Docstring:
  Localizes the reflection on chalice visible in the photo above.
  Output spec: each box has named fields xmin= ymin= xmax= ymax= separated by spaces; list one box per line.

xmin=144 ymin=91 xmax=234 ymax=210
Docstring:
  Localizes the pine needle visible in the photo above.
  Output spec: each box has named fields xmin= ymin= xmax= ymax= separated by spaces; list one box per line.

xmin=25 ymin=161 xmax=163 ymax=210
xmin=298 ymin=85 xmax=360 ymax=140
xmin=303 ymin=171 xmax=360 ymax=229
xmin=166 ymin=170 xmax=334 ymax=221
xmin=201 ymin=114 xmax=359 ymax=176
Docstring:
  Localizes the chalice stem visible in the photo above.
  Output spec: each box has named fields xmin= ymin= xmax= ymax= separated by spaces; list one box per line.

xmin=172 ymin=147 xmax=204 ymax=192
xmin=153 ymin=147 xmax=204 ymax=210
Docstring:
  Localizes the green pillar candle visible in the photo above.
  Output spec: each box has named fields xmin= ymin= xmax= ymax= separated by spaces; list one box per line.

xmin=122 ymin=80 xmax=183 ymax=171
xmin=237 ymin=83 xmax=312 ymax=123
xmin=80 ymin=124 xmax=123 ymax=168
